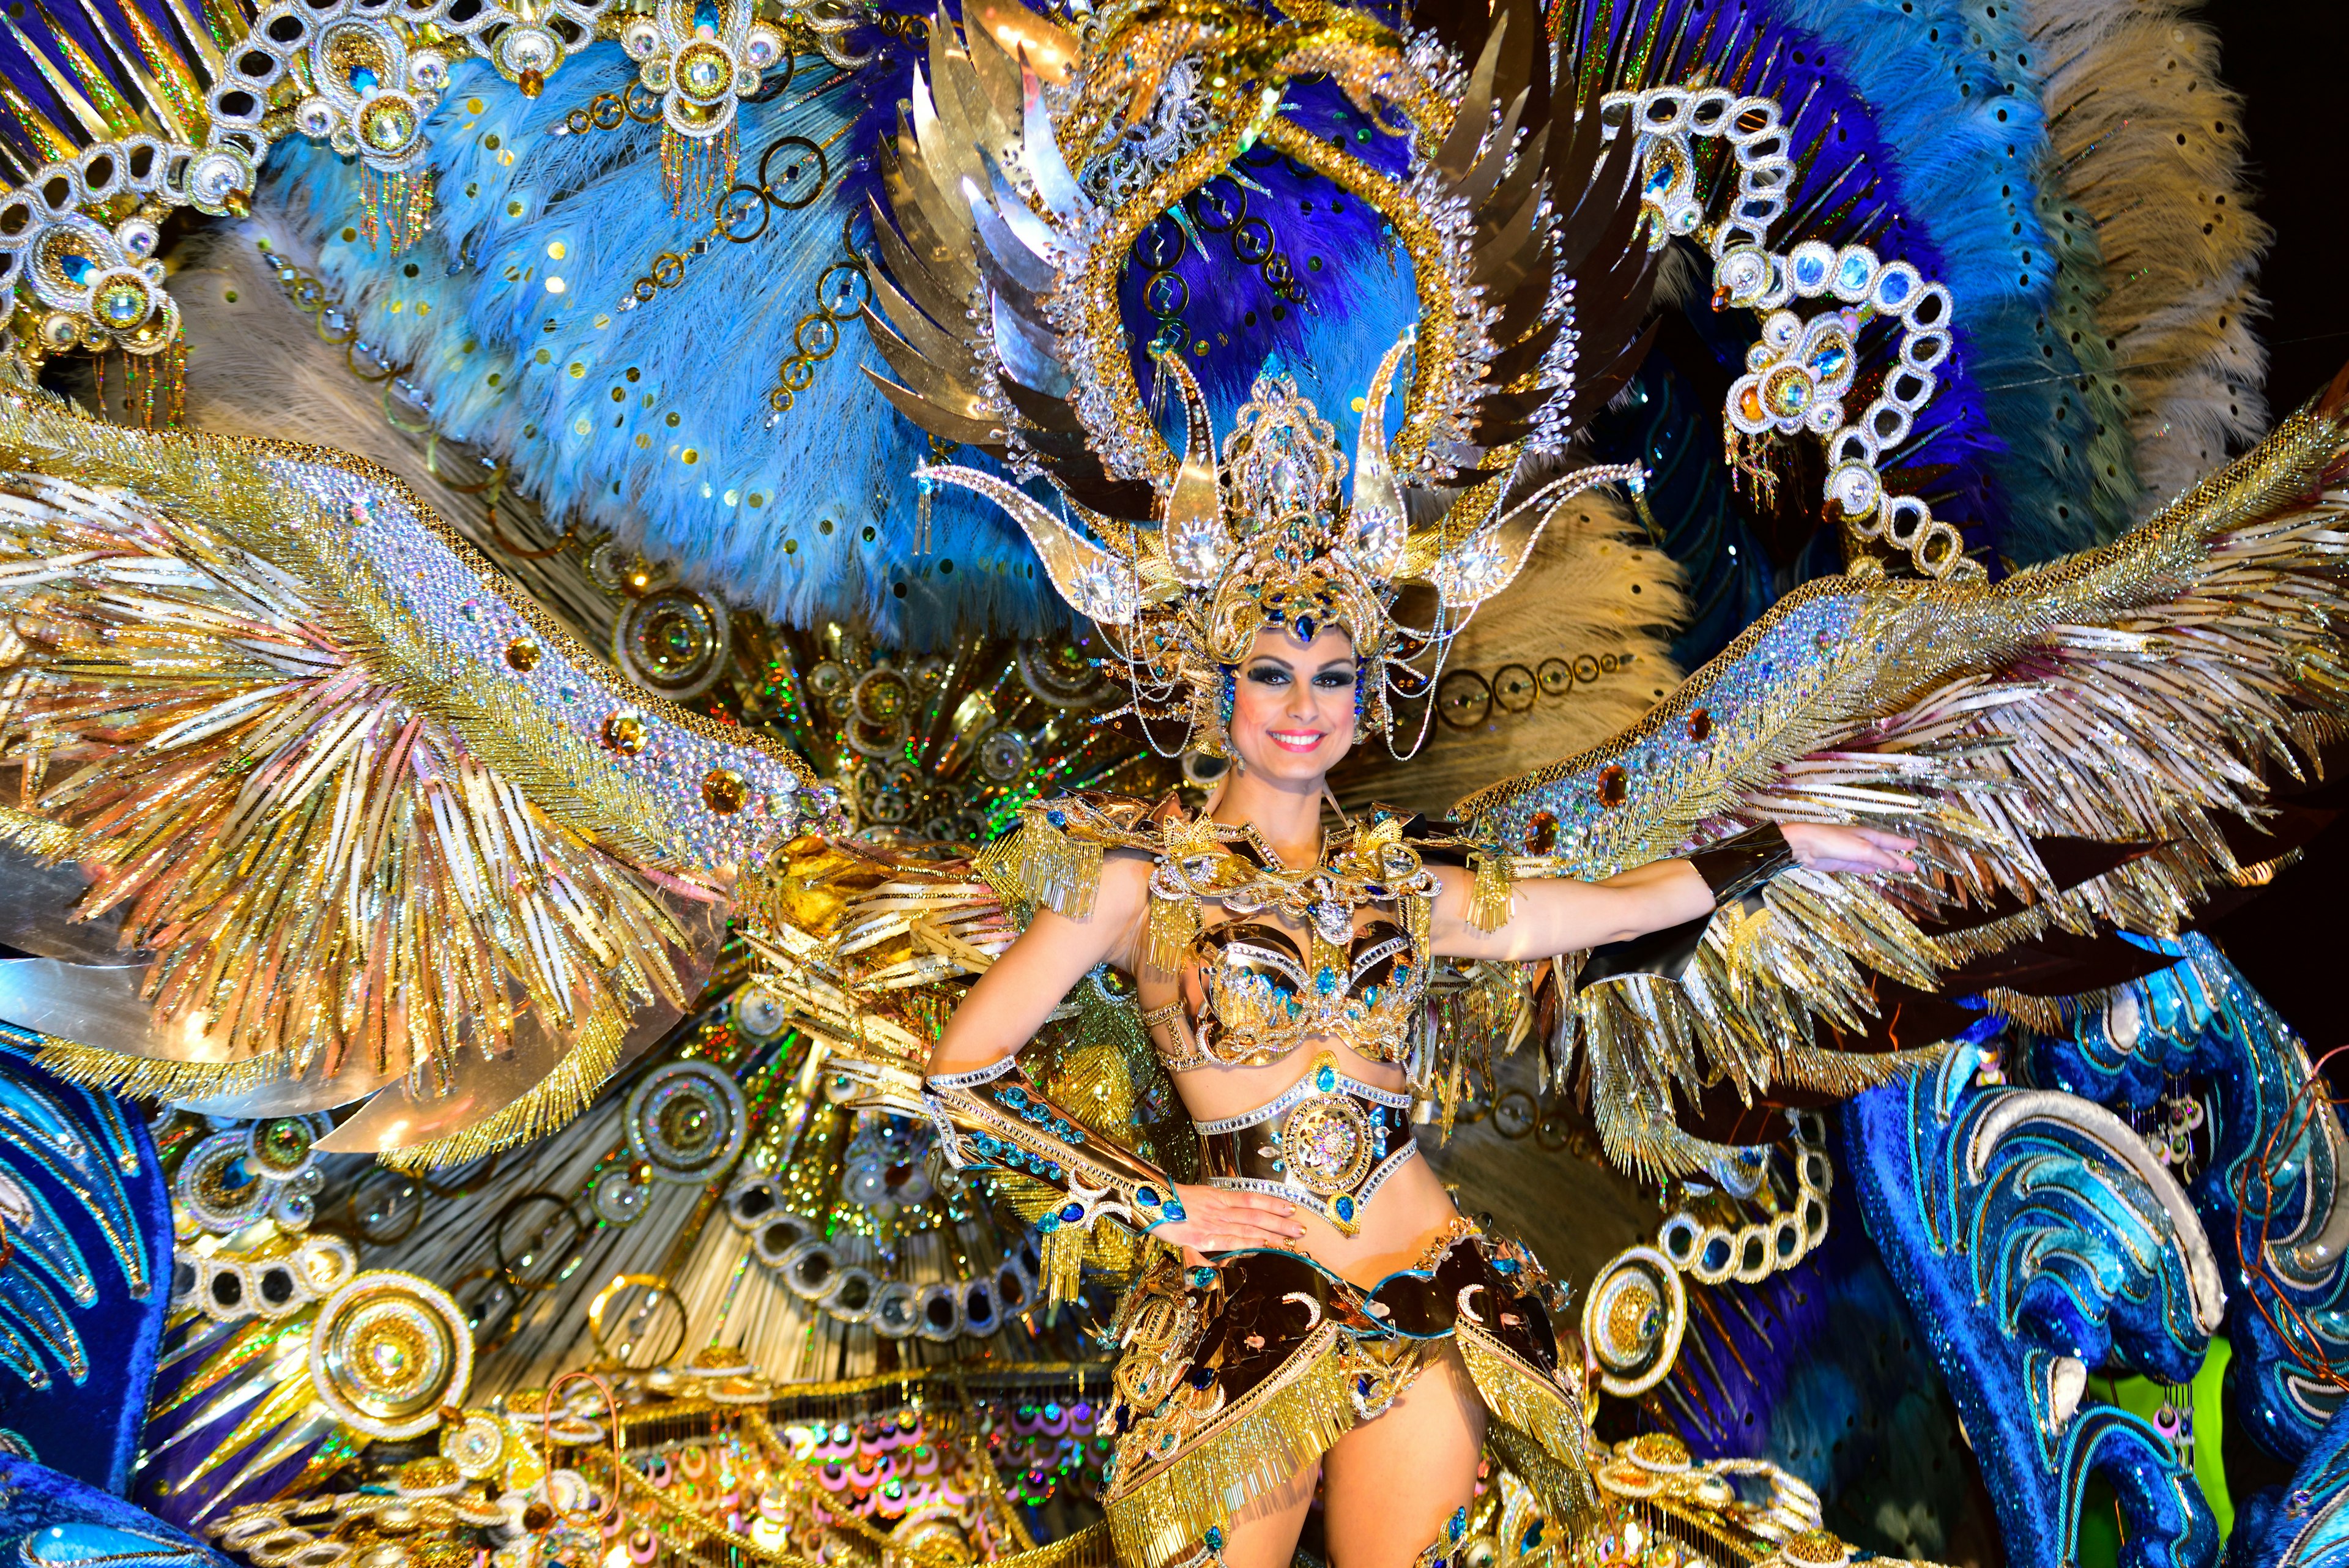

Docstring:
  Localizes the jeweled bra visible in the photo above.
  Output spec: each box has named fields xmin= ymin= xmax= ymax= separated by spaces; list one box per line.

xmin=976 ymin=793 xmax=1517 ymax=1071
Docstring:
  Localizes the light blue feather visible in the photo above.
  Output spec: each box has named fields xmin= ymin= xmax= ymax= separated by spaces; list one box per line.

xmin=261 ymin=48 xmax=1053 ymax=645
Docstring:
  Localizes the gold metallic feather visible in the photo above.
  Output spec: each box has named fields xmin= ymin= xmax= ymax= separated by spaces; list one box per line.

xmin=1463 ymin=388 xmax=2349 ymax=1179
xmin=0 ymin=386 xmax=828 ymax=1161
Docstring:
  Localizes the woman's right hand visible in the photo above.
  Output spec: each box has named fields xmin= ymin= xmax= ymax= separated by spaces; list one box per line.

xmin=1148 ymin=1183 xmax=1307 ymax=1252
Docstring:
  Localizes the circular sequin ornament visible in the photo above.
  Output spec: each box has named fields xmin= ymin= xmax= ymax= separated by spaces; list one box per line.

xmin=1579 ymin=1245 xmax=1686 ymax=1397
xmin=1280 ymin=1096 xmax=1373 ymax=1197
xmin=732 ymin=983 xmax=788 ymax=1039
xmin=589 ymin=1168 xmax=647 ymax=1225
xmin=357 ymin=94 xmax=419 ymax=154
xmin=625 ymin=1062 xmax=747 ymax=1183
xmin=308 ymin=1272 xmax=473 ymax=1439
xmin=612 ymin=588 xmax=730 ymax=699
xmin=441 ymin=1412 xmax=506 ymax=1481
xmin=247 ymin=1116 xmax=317 ymax=1180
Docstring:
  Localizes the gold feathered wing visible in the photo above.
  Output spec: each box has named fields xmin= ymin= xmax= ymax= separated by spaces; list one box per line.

xmin=1452 ymin=389 xmax=2349 ymax=1181
xmin=0 ymin=388 xmax=826 ymax=1165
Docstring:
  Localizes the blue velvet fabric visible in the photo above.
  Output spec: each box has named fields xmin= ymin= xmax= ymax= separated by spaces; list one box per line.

xmin=0 ymin=1029 xmax=173 ymax=1494
xmin=0 ymin=1454 xmax=232 ymax=1568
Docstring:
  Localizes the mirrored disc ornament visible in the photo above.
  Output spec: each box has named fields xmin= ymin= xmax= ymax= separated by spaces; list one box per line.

xmin=308 ymin=1272 xmax=475 ymax=1439
xmin=624 ymin=1061 xmax=748 ymax=1183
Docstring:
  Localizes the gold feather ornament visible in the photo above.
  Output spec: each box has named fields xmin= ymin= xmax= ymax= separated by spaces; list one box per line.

xmin=0 ymin=384 xmax=828 ymax=1164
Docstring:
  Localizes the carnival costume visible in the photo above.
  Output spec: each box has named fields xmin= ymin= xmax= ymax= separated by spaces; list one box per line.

xmin=0 ymin=0 xmax=2342 ymax=1563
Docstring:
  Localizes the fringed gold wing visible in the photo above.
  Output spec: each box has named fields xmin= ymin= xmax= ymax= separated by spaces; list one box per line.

xmin=0 ymin=388 xmax=826 ymax=1164
xmin=1454 ymin=386 xmax=2349 ymax=1181
xmin=740 ymin=829 xmax=1197 ymax=1279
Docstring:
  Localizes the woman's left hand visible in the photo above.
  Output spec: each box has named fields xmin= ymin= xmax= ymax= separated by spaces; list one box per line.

xmin=1781 ymin=822 xmax=1918 ymax=875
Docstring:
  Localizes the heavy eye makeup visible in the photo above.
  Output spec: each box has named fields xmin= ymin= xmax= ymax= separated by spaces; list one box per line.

xmin=1244 ymin=660 xmax=1356 ymax=689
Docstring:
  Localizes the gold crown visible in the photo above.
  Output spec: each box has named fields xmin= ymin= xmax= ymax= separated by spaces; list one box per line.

xmin=866 ymin=0 xmax=1660 ymax=754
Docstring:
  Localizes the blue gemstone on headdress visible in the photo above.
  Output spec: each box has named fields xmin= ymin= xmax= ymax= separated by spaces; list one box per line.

xmin=1334 ymin=1195 xmax=1355 ymax=1221
xmin=1879 ymin=270 xmax=1913 ymax=305
xmin=1001 ymin=1085 xmax=1026 ymax=1104
xmin=1295 ymin=615 xmax=1316 ymax=641
xmin=1315 ymin=967 xmax=1338 ymax=996
xmin=1060 ymin=1202 xmax=1085 ymax=1223
xmin=1047 ymin=809 xmax=1067 ymax=828
xmin=1837 ymin=251 xmax=1874 ymax=292
xmin=1188 ymin=1366 xmax=1217 ymax=1389
xmin=1136 ymin=1186 xmax=1159 ymax=1206
xmin=1315 ymin=1062 xmax=1337 ymax=1092
xmin=1038 ymin=1212 xmax=1061 ymax=1233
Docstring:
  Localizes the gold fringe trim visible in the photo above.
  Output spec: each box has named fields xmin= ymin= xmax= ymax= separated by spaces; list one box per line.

xmin=1039 ymin=1224 xmax=1087 ymax=1309
xmin=1466 ymin=851 xmax=1513 ymax=933
xmin=0 ymin=803 xmax=72 ymax=859
xmin=1453 ymin=1326 xmax=1601 ymax=1532
xmin=375 ymin=1008 xmax=626 ymax=1170
xmin=976 ymin=819 xmax=1104 ymax=920
xmin=1143 ymin=889 xmax=1197 ymax=978
xmin=34 ymin=1039 xmax=289 ymax=1101
xmin=1105 ymin=1323 xmax=1359 ymax=1567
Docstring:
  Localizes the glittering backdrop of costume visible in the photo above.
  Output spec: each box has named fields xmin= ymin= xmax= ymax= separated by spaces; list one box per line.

xmin=0 ymin=0 xmax=2330 ymax=1564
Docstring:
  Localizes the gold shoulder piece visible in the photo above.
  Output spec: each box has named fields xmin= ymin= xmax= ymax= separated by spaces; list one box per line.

xmin=974 ymin=790 xmax=1172 ymax=919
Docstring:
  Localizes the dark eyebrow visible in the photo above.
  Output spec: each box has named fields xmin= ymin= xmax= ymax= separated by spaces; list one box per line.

xmin=1316 ymin=657 xmax=1357 ymax=672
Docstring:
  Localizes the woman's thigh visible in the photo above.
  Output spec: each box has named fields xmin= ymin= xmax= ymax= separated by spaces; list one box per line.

xmin=1213 ymin=1463 xmax=1318 ymax=1568
xmin=1320 ymin=1345 xmax=1486 ymax=1568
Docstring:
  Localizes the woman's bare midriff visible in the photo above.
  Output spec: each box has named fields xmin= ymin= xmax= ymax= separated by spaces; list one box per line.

xmin=1131 ymin=908 xmax=1463 ymax=1288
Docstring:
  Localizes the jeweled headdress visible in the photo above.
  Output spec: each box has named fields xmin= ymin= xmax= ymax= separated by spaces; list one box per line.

xmin=863 ymin=0 xmax=1660 ymax=754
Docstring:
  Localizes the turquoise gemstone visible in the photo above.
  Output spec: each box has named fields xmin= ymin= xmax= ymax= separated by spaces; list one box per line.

xmin=1334 ymin=1195 xmax=1354 ymax=1221
xmin=1837 ymin=252 xmax=1873 ymax=292
xmin=349 ymin=65 xmax=379 ymax=93
xmin=59 ymin=251 xmax=92 ymax=285
xmin=1315 ymin=1064 xmax=1337 ymax=1092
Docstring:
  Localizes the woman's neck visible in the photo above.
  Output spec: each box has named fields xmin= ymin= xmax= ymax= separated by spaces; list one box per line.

xmin=1210 ymin=765 xmax=1330 ymax=869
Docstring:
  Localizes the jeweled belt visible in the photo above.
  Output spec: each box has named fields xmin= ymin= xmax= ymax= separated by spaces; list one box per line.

xmin=1192 ymin=1052 xmax=1416 ymax=1235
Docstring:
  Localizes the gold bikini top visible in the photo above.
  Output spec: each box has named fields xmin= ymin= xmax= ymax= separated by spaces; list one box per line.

xmin=1161 ymin=912 xmax=1425 ymax=1071
xmin=977 ymin=792 xmax=1523 ymax=1074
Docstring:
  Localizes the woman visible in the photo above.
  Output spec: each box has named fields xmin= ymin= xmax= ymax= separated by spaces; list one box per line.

xmin=924 ymin=617 xmax=1914 ymax=1568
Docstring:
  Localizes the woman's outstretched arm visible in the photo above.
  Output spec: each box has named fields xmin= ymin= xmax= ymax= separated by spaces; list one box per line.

xmin=1429 ymin=822 xmax=1917 ymax=962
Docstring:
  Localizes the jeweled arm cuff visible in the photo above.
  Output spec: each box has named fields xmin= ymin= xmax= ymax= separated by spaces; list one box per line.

xmin=1687 ymin=825 xmax=1795 ymax=905
xmin=922 ymin=1056 xmax=1186 ymax=1236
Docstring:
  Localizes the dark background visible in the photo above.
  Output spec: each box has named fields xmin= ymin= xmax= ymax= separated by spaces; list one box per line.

xmin=2176 ymin=1 xmax=2349 ymax=1051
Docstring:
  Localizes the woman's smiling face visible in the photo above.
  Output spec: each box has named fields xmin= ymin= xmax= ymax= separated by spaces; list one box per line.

xmin=1225 ymin=623 xmax=1359 ymax=782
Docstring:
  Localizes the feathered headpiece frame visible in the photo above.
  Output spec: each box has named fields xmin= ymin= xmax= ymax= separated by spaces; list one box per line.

xmin=863 ymin=0 xmax=1660 ymax=756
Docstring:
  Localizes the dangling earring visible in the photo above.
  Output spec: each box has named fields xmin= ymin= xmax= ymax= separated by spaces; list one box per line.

xmin=1219 ymin=666 xmax=1244 ymax=774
